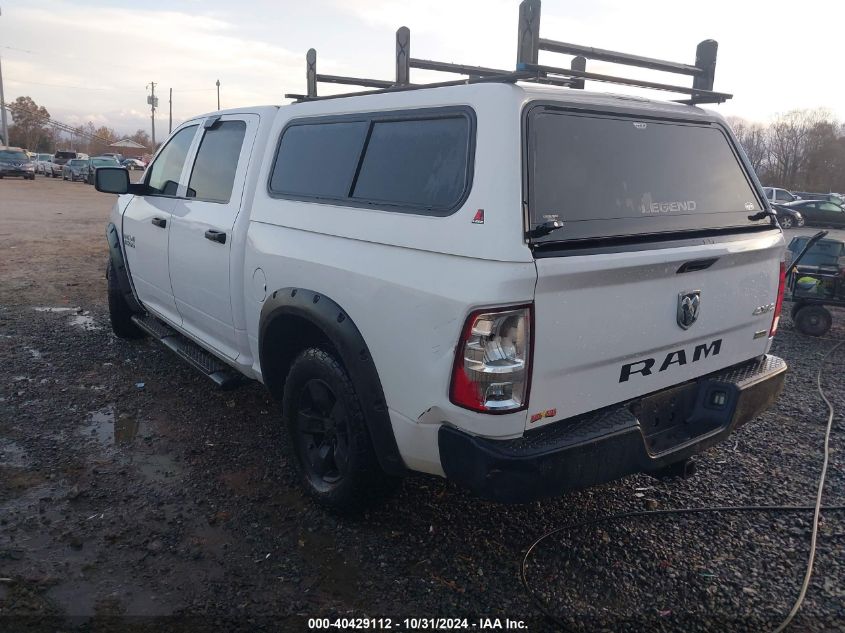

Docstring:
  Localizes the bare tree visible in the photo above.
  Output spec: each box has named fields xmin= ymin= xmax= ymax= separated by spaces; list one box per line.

xmin=766 ymin=108 xmax=834 ymax=189
xmin=728 ymin=117 xmax=769 ymax=175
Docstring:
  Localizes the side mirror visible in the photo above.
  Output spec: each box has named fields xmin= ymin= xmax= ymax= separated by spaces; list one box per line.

xmin=95 ymin=167 xmax=130 ymax=194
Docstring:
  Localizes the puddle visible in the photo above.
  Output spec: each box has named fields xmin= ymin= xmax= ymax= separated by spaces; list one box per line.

xmin=298 ymin=529 xmax=360 ymax=602
xmin=137 ymin=453 xmax=184 ymax=484
xmin=0 ymin=440 xmax=28 ymax=468
xmin=69 ymin=314 xmax=101 ymax=331
xmin=81 ymin=407 xmax=146 ymax=446
xmin=33 ymin=306 xmax=78 ymax=313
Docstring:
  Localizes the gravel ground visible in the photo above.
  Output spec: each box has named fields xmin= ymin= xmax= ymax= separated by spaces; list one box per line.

xmin=1 ymin=178 xmax=844 ymax=632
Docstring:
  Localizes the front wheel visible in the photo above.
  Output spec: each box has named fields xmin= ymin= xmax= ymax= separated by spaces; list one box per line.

xmin=780 ymin=216 xmax=793 ymax=229
xmin=282 ymin=348 xmax=396 ymax=511
xmin=106 ymin=260 xmax=145 ymax=340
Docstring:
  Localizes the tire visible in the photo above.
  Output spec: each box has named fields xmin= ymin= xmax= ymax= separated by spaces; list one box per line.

xmin=794 ymin=305 xmax=832 ymax=337
xmin=282 ymin=347 xmax=395 ymax=511
xmin=780 ymin=216 xmax=793 ymax=229
xmin=106 ymin=260 xmax=145 ymax=340
xmin=790 ymin=301 xmax=809 ymax=320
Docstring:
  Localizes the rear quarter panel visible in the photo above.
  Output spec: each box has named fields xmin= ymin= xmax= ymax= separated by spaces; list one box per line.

xmin=244 ymin=85 xmax=536 ymax=450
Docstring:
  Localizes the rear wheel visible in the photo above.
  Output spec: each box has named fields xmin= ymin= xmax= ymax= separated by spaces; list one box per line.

xmin=106 ymin=260 xmax=145 ymax=340
xmin=794 ymin=305 xmax=832 ymax=337
xmin=282 ymin=348 xmax=395 ymax=511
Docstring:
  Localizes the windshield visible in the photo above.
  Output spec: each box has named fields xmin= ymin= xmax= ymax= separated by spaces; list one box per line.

xmin=69 ymin=159 xmax=87 ymax=166
xmin=0 ymin=150 xmax=29 ymax=161
xmin=92 ymin=158 xmax=118 ymax=167
xmin=55 ymin=151 xmax=76 ymax=159
xmin=526 ymin=109 xmax=767 ymax=244
xmin=38 ymin=153 xmax=51 ymax=161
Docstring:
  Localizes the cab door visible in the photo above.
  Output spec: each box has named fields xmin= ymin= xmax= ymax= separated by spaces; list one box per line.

xmin=168 ymin=114 xmax=257 ymax=360
xmin=121 ymin=124 xmax=199 ymax=325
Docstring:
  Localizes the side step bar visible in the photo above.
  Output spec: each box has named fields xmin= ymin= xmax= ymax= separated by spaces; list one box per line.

xmin=131 ymin=314 xmax=244 ymax=390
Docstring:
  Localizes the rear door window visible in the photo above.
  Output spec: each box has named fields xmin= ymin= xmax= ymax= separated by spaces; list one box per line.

xmin=526 ymin=109 xmax=766 ymax=243
xmin=187 ymin=120 xmax=247 ymax=203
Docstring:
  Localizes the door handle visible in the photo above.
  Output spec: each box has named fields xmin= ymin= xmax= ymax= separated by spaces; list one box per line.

xmin=151 ymin=217 xmax=167 ymax=228
xmin=204 ymin=229 xmax=227 ymax=244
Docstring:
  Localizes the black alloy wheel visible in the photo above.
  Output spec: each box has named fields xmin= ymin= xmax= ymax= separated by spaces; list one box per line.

xmin=294 ymin=378 xmax=351 ymax=489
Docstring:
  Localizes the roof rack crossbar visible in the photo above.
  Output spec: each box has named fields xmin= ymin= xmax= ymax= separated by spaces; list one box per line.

xmin=538 ymin=38 xmax=703 ymax=76
xmin=521 ymin=62 xmax=731 ymax=103
xmin=289 ymin=0 xmax=730 ymax=104
xmin=316 ymin=74 xmax=397 ymax=89
xmin=409 ymin=58 xmax=512 ymax=78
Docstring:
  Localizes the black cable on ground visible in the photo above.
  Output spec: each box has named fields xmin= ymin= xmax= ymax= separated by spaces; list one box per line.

xmin=521 ymin=340 xmax=845 ymax=631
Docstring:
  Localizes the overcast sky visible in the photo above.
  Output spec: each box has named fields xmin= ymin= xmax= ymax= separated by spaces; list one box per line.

xmin=1 ymin=0 xmax=842 ymax=137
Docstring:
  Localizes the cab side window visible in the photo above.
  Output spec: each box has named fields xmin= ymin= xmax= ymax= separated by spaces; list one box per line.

xmin=146 ymin=125 xmax=198 ymax=196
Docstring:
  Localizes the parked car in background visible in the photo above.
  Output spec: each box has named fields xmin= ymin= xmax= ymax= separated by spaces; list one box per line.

xmin=0 ymin=147 xmax=36 ymax=180
xmin=35 ymin=153 xmax=52 ymax=175
xmin=121 ymin=158 xmax=146 ymax=171
xmin=62 ymin=158 xmax=89 ymax=182
xmin=792 ymin=192 xmax=845 ymax=205
xmin=100 ymin=152 xmax=124 ymax=163
xmin=776 ymin=200 xmax=845 ymax=227
xmin=86 ymin=156 xmax=123 ymax=185
xmin=770 ymin=203 xmax=805 ymax=229
xmin=50 ymin=150 xmax=79 ymax=177
xmin=763 ymin=187 xmax=800 ymax=204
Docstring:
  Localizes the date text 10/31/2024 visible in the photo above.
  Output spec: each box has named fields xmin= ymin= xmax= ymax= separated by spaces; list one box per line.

xmin=307 ymin=617 xmax=528 ymax=630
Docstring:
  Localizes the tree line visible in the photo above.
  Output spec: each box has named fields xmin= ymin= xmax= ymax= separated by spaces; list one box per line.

xmin=5 ymin=95 xmax=844 ymax=194
xmin=728 ymin=109 xmax=844 ymax=193
xmin=4 ymin=95 xmax=152 ymax=157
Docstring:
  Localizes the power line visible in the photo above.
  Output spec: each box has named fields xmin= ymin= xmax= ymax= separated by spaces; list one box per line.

xmin=2 ymin=101 xmax=114 ymax=144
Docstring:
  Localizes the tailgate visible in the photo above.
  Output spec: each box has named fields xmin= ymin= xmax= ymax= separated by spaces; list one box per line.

xmin=528 ymin=230 xmax=783 ymax=429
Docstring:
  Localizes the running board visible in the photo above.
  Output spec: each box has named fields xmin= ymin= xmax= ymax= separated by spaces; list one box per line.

xmin=131 ymin=314 xmax=244 ymax=390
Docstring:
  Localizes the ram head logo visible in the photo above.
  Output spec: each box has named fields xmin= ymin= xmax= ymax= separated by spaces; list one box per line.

xmin=677 ymin=291 xmax=701 ymax=330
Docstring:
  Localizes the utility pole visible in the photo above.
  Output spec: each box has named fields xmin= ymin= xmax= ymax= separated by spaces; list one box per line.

xmin=216 ymin=79 xmax=220 ymax=110
xmin=0 ymin=53 xmax=8 ymax=147
xmin=168 ymin=88 xmax=172 ymax=134
xmin=146 ymin=81 xmax=158 ymax=147
xmin=0 ymin=7 xmax=8 ymax=147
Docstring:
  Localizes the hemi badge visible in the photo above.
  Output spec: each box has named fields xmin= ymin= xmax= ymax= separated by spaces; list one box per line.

xmin=753 ymin=329 xmax=768 ymax=339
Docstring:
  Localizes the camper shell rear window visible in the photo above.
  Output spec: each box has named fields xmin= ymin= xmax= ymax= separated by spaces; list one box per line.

xmin=525 ymin=106 xmax=768 ymax=245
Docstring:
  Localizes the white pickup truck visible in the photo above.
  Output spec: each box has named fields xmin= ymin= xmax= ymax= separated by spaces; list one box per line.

xmin=94 ymin=5 xmax=787 ymax=510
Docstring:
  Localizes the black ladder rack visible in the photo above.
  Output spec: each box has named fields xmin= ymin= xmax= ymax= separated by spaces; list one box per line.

xmin=284 ymin=0 xmax=731 ymax=105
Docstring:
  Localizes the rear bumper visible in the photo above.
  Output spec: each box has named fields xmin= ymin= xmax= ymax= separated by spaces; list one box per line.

xmin=439 ymin=355 xmax=786 ymax=503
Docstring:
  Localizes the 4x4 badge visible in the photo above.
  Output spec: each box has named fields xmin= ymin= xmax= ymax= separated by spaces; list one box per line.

xmin=677 ymin=290 xmax=701 ymax=329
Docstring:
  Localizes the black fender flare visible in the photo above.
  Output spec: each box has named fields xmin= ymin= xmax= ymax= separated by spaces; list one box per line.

xmin=105 ymin=222 xmax=143 ymax=314
xmin=259 ymin=288 xmax=406 ymax=476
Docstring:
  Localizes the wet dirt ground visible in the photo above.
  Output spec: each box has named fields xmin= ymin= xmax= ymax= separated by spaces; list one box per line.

xmin=1 ymin=177 xmax=844 ymax=632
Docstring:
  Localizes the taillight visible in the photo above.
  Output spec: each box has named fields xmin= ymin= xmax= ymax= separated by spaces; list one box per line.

xmin=450 ymin=305 xmax=533 ymax=413
xmin=770 ymin=259 xmax=787 ymax=336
